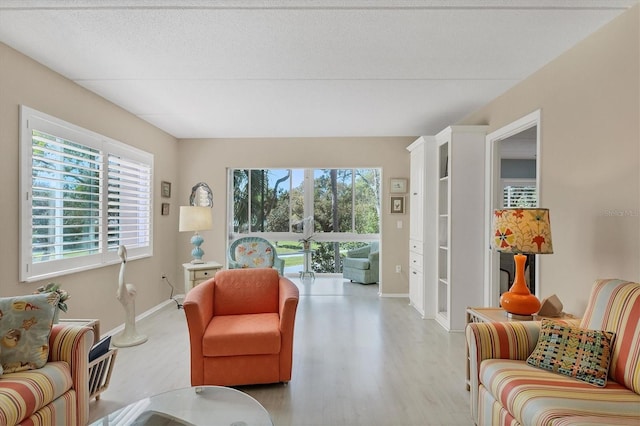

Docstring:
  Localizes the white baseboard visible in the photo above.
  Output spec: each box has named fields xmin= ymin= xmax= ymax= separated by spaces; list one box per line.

xmin=379 ymin=292 xmax=409 ymax=298
xmin=103 ymin=298 xmax=178 ymax=337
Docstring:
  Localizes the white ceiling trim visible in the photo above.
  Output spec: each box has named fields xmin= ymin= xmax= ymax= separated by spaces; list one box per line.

xmin=1 ymin=1 xmax=636 ymax=10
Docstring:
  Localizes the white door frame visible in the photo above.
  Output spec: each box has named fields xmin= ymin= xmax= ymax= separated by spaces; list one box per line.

xmin=483 ymin=110 xmax=542 ymax=307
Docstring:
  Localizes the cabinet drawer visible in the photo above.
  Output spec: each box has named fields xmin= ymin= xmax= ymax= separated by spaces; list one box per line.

xmin=409 ymin=252 xmax=423 ymax=272
xmin=409 ymin=239 xmax=423 ymax=255
xmin=193 ymin=269 xmax=217 ymax=280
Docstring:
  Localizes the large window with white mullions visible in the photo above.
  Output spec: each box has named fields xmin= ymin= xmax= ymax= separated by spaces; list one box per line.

xmin=20 ymin=106 xmax=153 ymax=282
xmin=230 ymin=168 xmax=381 ymax=238
xmin=229 ymin=168 xmax=381 ymax=273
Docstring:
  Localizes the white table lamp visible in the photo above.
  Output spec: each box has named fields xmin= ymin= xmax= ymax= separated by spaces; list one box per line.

xmin=179 ymin=206 xmax=213 ymax=264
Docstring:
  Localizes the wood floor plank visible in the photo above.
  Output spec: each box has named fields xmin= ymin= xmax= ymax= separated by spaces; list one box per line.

xmin=88 ymin=277 xmax=473 ymax=425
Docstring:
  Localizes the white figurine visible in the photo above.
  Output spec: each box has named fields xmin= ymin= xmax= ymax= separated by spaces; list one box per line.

xmin=112 ymin=245 xmax=148 ymax=347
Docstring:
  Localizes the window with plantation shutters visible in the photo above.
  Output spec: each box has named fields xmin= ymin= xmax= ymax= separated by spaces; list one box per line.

xmin=502 ymin=179 xmax=537 ymax=208
xmin=107 ymin=154 xmax=151 ymax=251
xmin=20 ymin=106 xmax=153 ymax=282
xmin=31 ymin=131 xmax=102 ymax=264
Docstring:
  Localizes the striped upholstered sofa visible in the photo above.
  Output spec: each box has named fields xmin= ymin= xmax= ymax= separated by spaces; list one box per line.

xmin=0 ymin=324 xmax=93 ymax=426
xmin=466 ymin=279 xmax=640 ymax=426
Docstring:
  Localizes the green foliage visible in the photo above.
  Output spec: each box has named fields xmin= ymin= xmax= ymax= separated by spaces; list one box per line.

xmin=34 ymin=282 xmax=69 ymax=312
xmin=233 ymin=169 xmax=292 ymax=233
xmin=312 ymin=242 xmax=341 ymax=273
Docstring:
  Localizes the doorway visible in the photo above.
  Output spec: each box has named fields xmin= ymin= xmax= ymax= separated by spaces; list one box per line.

xmin=484 ymin=110 xmax=540 ymax=307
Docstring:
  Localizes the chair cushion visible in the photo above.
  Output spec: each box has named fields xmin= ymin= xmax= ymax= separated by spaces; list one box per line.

xmin=234 ymin=242 xmax=274 ymax=268
xmin=0 ymin=361 xmax=73 ymax=425
xmin=343 ymin=257 xmax=370 ymax=270
xmin=203 ymin=313 xmax=281 ymax=357
xmin=526 ymin=319 xmax=615 ymax=387
xmin=480 ymin=359 xmax=640 ymax=425
xmin=0 ymin=293 xmax=58 ymax=374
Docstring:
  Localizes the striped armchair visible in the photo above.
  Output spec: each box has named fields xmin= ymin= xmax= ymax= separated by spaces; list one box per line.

xmin=0 ymin=324 xmax=93 ymax=426
xmin=466 ymin=279 xmax=640 ymax=426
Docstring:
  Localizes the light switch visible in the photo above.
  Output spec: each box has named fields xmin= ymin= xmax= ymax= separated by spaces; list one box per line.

xmin=397 ymin=220 xmax=403 ymax=229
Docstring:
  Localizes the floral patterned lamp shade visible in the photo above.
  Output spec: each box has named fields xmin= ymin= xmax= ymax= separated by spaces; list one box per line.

xmin=492 ymin=208 xmax=553 ymax=318
xmin=493 ymin=208 xmax=553 ymax=254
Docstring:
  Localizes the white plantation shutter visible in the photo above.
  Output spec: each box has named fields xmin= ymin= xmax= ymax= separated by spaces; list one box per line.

xmin=107 ymin=154 xmax=151 ymax=250
xmin=31 ymin=131 xmax=102 ymax=263
xmin=20 ymin=106 xmax=153 ymax=282
xmin=503 ymin=184 xmax=537 ymax=208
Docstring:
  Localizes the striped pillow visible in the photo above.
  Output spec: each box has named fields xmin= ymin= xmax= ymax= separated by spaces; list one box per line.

xmin=526 ymin=319 xmax=615 ymax=387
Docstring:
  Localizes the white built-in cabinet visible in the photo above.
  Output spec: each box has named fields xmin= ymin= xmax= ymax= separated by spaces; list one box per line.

xmin=408 ymin=139 xmax=425 ymax=317
xmin=407 ymin=136 xmax=436 ymax=319
xmin=408 ymin=126 xmax=487 ymax=331
xmin=434 ymin=126 xmax=487 ymax=331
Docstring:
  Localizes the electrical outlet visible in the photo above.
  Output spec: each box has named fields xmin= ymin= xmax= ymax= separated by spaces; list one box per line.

xmin=395 ymin=265 xmax=401 ymax=273
xmin=161 ymin=273 xmax=167 ymax=280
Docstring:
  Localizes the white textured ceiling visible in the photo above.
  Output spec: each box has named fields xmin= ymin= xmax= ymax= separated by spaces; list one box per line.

xmin=0 ymin=1 xmax=636 ymax=138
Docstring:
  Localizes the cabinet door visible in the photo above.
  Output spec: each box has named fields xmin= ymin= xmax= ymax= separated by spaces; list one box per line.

xmin=409 ymin=267 xmax=424 ymax=316
xmin=409 ymin=143 xmax=424 ymax=241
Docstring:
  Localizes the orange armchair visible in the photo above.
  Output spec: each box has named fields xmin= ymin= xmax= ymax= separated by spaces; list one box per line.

xmin=183 ymin=268 xmax=299 ymax=386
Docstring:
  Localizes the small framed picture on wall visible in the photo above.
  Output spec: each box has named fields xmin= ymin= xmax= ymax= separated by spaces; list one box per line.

xmin=161 ymin=203 xmax=170 ymax=216
xmin=390 ymin=196 xmax=405 ymax=214
xmin=161 ymin=181 xmax=172 ymax=198
xmin=390 ymin=178 xmax=408 ymax=193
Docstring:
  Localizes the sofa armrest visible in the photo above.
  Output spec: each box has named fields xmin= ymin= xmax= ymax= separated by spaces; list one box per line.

xmin=466 ymin=321 xmax=541 ymax=424
xmin=466 ymin=321 xmax=541 ymax=364
xmin=183 ymin=279 xmax=216 ymax=385
xmin=48 ymin=324 xmax=94 ymax=426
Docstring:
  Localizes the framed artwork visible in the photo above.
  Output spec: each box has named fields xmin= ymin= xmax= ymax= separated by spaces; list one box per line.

xmin=161 ymin=203 xmax=170 ymax=216
xmin=390 ymin=196 xmax=405 ymax=214
xmin=390 ymin=178 xmax=408 ymax=193
xmin=161 ymin=181 xmax=172 ymax=198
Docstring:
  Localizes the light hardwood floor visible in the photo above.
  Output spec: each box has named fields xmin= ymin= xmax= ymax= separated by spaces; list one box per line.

xmin=88 ymin=276 xmax=473 ymax=426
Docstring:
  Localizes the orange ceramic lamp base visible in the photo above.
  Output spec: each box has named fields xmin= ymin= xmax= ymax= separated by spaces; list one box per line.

xmin=500 ymin=254 xmax=541 ymax=316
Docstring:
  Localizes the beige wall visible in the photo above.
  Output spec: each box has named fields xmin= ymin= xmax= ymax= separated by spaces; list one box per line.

xmin=459 ymin=6 xmax=640 ymax=315
xmin=177 ymin=137 xmax=413 ymax=295
xmin=2 ymin=4 xmax=637 ymax=328
xmin=0 ymin=43 xmax=180 ymax=331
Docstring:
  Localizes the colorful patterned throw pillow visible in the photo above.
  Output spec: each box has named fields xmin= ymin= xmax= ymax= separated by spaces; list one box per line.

xmin=0 ymin=293 xmax=59 ymax=373
xmin=526 ymin=319 xmax=615 ymax=387
xmin=235 ymin=242 xmax=274 ymax=269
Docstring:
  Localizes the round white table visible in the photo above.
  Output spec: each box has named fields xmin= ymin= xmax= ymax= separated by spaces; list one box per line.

xmin=91 ymin=386 xmax=273 ymax=426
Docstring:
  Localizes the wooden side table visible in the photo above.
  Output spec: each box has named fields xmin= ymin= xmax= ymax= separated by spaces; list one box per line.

xmin=464 ymin=307 xmax=578 ymax=390
xmin=183 ymin=261 xmax=223 ymax=293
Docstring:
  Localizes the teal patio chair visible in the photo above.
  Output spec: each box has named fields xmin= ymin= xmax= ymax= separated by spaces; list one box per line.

xmin=228 ymin=236 xmax=285 ymax=275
